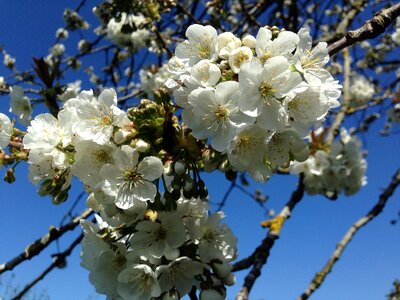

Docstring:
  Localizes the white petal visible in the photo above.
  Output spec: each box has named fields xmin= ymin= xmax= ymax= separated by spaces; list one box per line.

xmin=138 ymin=156 xmax=163 ymax=181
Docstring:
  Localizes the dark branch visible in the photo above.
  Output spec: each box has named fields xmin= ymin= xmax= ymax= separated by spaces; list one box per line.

xmin=235 ymin=176 xmax=305 ymax=300
xmin=297 ymin=168 xmax=400 ymax=300
xmin=328 ymin=3 xmax=400 ymax=56
xmin=0 ymin=208 xmax=93 ymax=274
xmin=11 ymin=233 xmax=84 ymax=300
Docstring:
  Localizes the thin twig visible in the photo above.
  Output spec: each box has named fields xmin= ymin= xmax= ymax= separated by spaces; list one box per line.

xmin=326 ymin=48 xmax=351 ymax=145
xmin=11 ymin=233 xmax=84 ymax=300
xmin=0 ymin=208 xmax=93 ymax=274
xmin=235 ymin=176 xmax=305 ymax=300
xmin=328 ymin=2 xmax=400 ymax=56
xmin=297 ymin=168 xmax=400 ymax=300
xmin=216 ymin=181 xmax=236 ymax=211
xmin=322 ymin=0 xmax=368 ymax=44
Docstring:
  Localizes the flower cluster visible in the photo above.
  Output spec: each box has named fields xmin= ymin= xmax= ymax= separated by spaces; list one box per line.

xmin=167 ymin=25 xmax=341 ymax=182
xmin=349 ymin=74 xmax=375 ymax=107
xmin=289 ymin=129 xmax=367 ymax=198
xmin=391 ymin=17 xmax=400 ymax=45
xmin=22 ymin=87 xmax=237 ymax=299
xmin=9 ymin=86 xmax=32 ymax=126
xmin=81 ymin=196 xmax=237 ymax=300
xmin=139 ymin=63 xmax=171 ymax=98
xmin=0 ymin=113 xmax=13 ymax=150
xmin=104 ymin=12 xmax=150 ymax=50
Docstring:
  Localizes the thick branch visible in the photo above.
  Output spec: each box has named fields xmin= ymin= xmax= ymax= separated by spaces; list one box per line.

xmin=11 ymin=233 xmax=84 ymax=300
xmin=328 ymin=3 xmax=400 ymax=56
xmin=297 ymin=168 xmax=400 ymax=300
xmin=235 ymin=176 xmax=305 ymax=300
xmin=0 ymin=208 xmax=93 ymax=274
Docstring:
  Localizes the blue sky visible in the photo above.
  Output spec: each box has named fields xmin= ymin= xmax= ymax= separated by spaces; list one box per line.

xmin=1 ymin=1 xmax=400 ymax=299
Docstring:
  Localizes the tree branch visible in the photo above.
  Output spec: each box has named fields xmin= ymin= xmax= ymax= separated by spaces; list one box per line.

xmin=297 ymin=168 xmax=400 ymax=300
xmin=326 ymin=48 xmax=351 ymax=145
xmin=328 ymin=2 xmax=400 ymax=56
xmin=11 ymin=233 xmax=84 ymax=300
xmin=235 ymin=176 xmax=305 ymax=300
xmin=322 ymin=0 xmax=368 ymax=44
xmin=0 ymin=208 xmax=93 ymax=274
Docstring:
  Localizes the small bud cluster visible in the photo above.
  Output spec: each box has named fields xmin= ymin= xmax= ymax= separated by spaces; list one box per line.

xmin=166 ymin=24 xmax=342 ymax=182
xmin=290 ymin=129 xmax=367 ymax=199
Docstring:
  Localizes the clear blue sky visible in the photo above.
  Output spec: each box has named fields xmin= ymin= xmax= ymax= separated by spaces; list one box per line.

xmin=1 ymin=1 xmax=400 ymax=299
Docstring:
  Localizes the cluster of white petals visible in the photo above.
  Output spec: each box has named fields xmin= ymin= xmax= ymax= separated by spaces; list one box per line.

xmin=23 ymin=89 xmax=131 ymax=201
xmin=167 ymin=25 xmax=341 ymax=182
xmin=0 ymin=113 xmax=13 ymax=149
xmin=140 ymin=63 xmax=171 ymax=97
xmin=391 ymin=17 xmax=400 ymax=45
xmin=105 ymin=12 xmax=150 ymax=50
xmin=349 ymin=74 xmax=375 ymax=107
xmin=289 ymin=129 xmax=367 ymax=198
xmin=81 ymin=196 xmax=237 ymax=300
xmin=22 ymin=86 xmax=238 ymax=299
xmin=9 ymin=86 xmax=32 ymax=126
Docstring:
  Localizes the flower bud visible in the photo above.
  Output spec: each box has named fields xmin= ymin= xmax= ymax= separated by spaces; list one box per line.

xmin=211 ymin=260 xmax=232 ymax=279
xmin=222 ymin=273 xmax=235 ymax=286
xmin=4 ymin=168 xmax=16 ymax=183
xmin=184 ymin=177 xmax=194 ymax=191
xmin=200 ymin=289 xmax=224 ymax=300
xmin=78 ymin=39 xmax=91 ymax=53
xmin=134 ymin=139 xmax=150 ymax=152
xmin=162 ymin=290 xmax=180 ymax=300
xmin=163 ymin=160 xmax=174 ymax=176
xmin=174 ymin=161 xmax=186 ymax=175
xmin=242 ymin=34 xmax=256 ymax=48
xmin=56 ymin=28 xmax=69 ymax=39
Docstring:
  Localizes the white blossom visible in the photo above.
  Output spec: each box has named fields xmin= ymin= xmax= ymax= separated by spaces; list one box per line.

xmin=58 ymin=80 xmax=81 ymax=102
xmin=175 ymin=24 xmax=218 ymax=65
xmin=188 ymin=81 xmax=255 ymax=151
xmin=156 ymin=257 xmax=204 ymax=296
xmin=238 ymin=57 xmax=304 ymax=130
xmin=228 ymin=125 xmax=272 ymax=182
xmin=228 ymin=46 xmax=253 ymax=74
xmin=117 ymin=264 xmax=161 ymax=300
xmin=0 ymin=113 xmax=12 ymax=149
xmin=349 ymin=75 xmax=375 ymax=107
xmin=190 ymin=212 xmax=237 ymax=263
xmin=9 ymin=86 xmax=32 ymax=126
xmin=100 ymin=145 xmax=163 ymax=209
xmin=255 ymin=27 xmax=299 ymax=62
xmin=216 ymin=32 xmax=241 ymax=59
xmin=73 ymin=88 xmax=127 ymax=145
xmin=293 ymin=28 xmax=331 ymax=82
xmin=71 ymin=140 xmax=116 ymax=190
xmin=130 ymin=212 xmax=186 ymax=259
